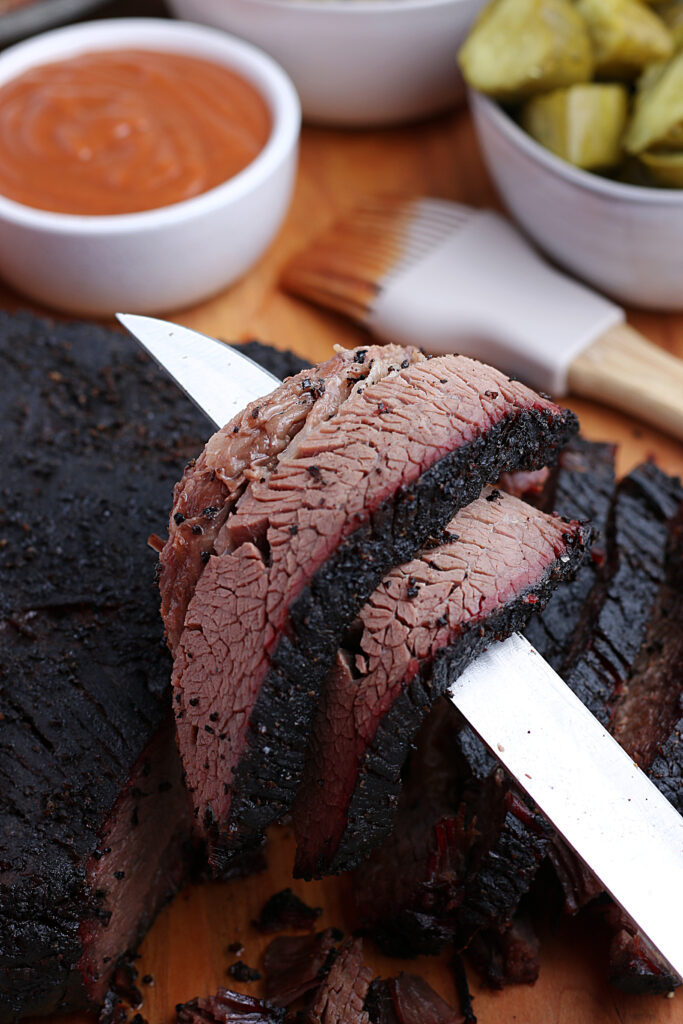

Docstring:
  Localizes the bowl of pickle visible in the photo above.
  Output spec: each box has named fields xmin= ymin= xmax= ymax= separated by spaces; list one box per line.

xmin=459 ymin=0 xmax=683 ymax=310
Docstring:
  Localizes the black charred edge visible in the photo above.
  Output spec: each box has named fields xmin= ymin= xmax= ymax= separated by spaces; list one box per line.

xmin=453 ymin=804 xmax=552 ymax=950
xmin=607 ymin=911 xmax=681 ymax=996
xmin=205 ymin=404 xmax=579 ymax=870
xmin=560 ymin=462 xmax=682 ymax=726
xmin=523 ymin=438 xmax=616 ymax=670
xmin=297 ymin=523 xmax=588 ymax=879
xmin=650 ymin=706 xmax=683 ymax=816
xmin=364 ymin=980 xmax=398 ymax=1024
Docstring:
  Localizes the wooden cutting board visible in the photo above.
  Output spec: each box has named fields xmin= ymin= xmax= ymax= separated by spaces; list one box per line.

xmin=18 ymin=105 xmax=683 ymax=1024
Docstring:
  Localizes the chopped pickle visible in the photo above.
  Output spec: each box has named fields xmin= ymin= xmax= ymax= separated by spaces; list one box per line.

xmin=655 ymin=1 xmax=683 ymax=48
xmin=624 ymin=50 xmax=683 ymax=151
xmin=458 ymin=0 xmax=593 ymax=103
xmin=521 ymin=83 xmax=629 ymax=168
xmin=639 ymin=147 xmax=683 ymax=183
xmin=577 ymin=0 xmax=673 ymax=78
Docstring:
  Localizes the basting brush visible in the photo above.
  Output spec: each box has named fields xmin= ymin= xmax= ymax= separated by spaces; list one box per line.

xmin=282 ymin=196 xmax=683 ymax=439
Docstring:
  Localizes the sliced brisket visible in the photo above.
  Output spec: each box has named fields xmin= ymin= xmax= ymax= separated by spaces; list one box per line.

xmin=161 ymin=344 xmax=419 ymax=652
xmin=558 ymin=461 xmax=681 ymax=726
xmin=0 ymin=313 xmax=208 ymax=1021
xmin=171 ymin=353 xmax=577 ymax=868
xmin=293 ymin=489 xmax=587 ymax=877
xmin=303 ymin=939 xmax=374 ymax=1024
xmin=522 ymin=438 xmax=616 ymax=669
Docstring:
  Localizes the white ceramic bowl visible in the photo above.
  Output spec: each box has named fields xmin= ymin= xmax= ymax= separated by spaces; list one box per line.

xmin=0 ymin=19 xmax=301 ymax=316
xmin=470 ymin=90 xmax=683 ymax=312
xmin=168 ymin=0 xmax=486 ymax=127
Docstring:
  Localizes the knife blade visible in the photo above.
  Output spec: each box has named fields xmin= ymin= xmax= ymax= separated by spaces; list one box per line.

xmin=118 ymin=312 xmax=683 ymax=979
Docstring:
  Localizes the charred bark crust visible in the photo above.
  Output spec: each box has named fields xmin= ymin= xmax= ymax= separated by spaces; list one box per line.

xmin=0 ymin=313 xmax=209 ymax=1022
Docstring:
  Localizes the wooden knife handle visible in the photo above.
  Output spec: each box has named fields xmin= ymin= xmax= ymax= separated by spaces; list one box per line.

xmin=567 ymin=322 xmax=683 ymax=441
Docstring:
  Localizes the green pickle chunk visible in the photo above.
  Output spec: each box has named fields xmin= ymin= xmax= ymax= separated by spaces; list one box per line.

xmin=521 ymin=83 xmax=629 ymax=168
xmin=458 ymin=0 xmax=593 ymax=103
xmin=624 ymin=50 xmax=683 ymax=151
xmin=576 ymin=0 xmax=673 ymax=78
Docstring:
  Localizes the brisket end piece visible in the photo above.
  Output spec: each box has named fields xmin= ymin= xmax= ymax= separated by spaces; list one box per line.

xmin=172 ymin=354 xmax=578 ymax=869
xmin=304 ymin=939 xmax=374 ymax=1024
xmin=0 ymin=313 xmax=207 ymax=1021
xmin=293 ymin=489 xmax=588 ymax=878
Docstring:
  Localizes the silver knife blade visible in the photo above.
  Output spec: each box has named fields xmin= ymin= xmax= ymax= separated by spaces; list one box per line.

xmin=450 ymin=633 xmax=683 ymax=978
xmin=116 ymin=313 xmax=280 ymax=429
xmin=119 ymin=313 xmax=683 ymax=980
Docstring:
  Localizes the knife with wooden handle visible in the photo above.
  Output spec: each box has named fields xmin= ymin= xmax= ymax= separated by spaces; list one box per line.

xmin=118 ymin=312 xmax=683 ymax=980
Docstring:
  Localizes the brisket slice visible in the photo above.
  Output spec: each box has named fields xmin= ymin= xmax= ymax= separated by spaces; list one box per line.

xmin=173 ymin=354 xmax=577 ymax=868
xmin=0 ymin=313 xmax=208 ymax=1022
xmin=161 ymin=344 xmax=419 ymax=652
xmin=522 ymin=438 xmax=616 ymax=670
xmin=303 ymin=939 xmax=374 ymax=1024
xmin=558 ymin=461 xmax=681 ymax=726
xmin=292 ymin=489 xmax=587 ymax=877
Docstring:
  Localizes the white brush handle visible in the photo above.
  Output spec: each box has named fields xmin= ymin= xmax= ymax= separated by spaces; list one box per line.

xmin=568 ymin=323 xmax=683 ymax=440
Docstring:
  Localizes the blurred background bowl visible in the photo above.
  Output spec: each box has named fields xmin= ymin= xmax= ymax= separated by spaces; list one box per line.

xmin=168 ymin=0 xmax=486 ymax=127
xmin=470 ymin=90 xmax=683 ymax=312
xmin=0 ymin=17 xmax=300 ymax=316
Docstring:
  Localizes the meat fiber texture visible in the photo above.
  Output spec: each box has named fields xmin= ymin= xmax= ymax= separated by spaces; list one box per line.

xmin=292 ymin=487 xmax=587 ymax=878
xmin=0 ymin=313 xmax=209 ymax=1021
xmin=165 ymin=346 xmax=578 ymax=869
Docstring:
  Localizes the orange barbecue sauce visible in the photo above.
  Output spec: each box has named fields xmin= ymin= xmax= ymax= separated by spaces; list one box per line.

xmin=0 ymin=50 xmax=271 ymax=215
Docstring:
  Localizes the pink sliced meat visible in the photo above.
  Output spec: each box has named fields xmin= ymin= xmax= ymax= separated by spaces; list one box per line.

xmin=171 ymin=351 xmax=578 ymax=869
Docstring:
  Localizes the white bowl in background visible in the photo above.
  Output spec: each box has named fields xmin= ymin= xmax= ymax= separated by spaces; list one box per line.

xmin=168 ymin=0 xmax=486 ymax=127
xmin=470 ymin=90 xmax=683 ymax=313
xmin=0 ymin=19 xmax=301 ymax=316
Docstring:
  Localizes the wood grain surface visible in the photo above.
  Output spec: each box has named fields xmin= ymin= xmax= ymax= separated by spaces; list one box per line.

xmin=16 ymin=103 xmax=683 ymax=1024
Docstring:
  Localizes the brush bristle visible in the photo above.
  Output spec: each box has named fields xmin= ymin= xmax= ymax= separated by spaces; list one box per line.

xmin=282 ymin=196 xmax=473 ymax=324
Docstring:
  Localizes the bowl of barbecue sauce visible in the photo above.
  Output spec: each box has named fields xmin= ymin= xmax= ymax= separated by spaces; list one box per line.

xmin=0 ymin=19 xmax=300 ymax=314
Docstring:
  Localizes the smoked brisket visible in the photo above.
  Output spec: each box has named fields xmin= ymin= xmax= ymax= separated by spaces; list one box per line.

xmin=168 ymin=351 xmax=578 ymax=869
xmin=0 ymin=313 xmax=208 ymax=1021
xmin=292 ymin=489 xmax=587 ymax=877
